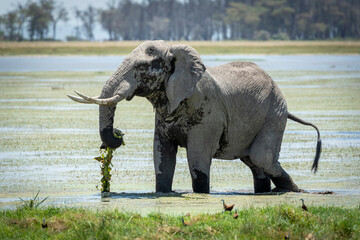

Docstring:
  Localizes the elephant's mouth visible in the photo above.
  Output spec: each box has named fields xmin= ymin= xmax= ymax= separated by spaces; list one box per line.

xmin=129 ymin=86 xmax=154 ymax=99
xmin=126 ymin=94 xmax=135 ymax=101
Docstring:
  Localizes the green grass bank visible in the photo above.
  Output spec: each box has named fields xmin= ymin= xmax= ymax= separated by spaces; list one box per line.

xmin=1 ymin=205 xmax=359 ymax=239
xmin=0 ymin=41 xmax=359 ymax=55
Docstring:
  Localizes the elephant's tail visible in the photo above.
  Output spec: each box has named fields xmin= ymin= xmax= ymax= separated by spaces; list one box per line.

xmin=287 ymin=112 xmax=322 ymax=173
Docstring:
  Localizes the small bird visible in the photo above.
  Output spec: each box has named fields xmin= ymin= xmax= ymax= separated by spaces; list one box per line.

xmin=221 ymin=199 xmax=235 ymax=212
xmin=300 ymin=198 xmax=308 ymax=211
xmin=42 ymin=218 xmax=48 ymax=228
xmin=285 ymin=233 xmax=291 ymax=239
xmin=233 ymin=209 xmax=238 ymax=219
xmin=181 ymin=217 xmax=191 ymax=226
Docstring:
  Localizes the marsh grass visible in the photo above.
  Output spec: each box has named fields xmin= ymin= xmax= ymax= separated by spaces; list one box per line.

xmin=18 ymin=190 xmax=49 ymax=210
xmin=1 ymin=41 xmax=360 ymax=55
xmin=0 ymin=205 xmax=359 ymax=239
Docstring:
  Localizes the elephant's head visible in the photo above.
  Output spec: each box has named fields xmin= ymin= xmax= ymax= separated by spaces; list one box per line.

xmin=68 ymin=40 xmax=205 ymax=149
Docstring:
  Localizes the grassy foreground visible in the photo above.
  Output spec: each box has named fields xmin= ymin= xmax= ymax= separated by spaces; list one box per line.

xmin=0 ymin=41 xmax=359 ymax=55
xmin=1 ymin=205 xmax=359 ymax=239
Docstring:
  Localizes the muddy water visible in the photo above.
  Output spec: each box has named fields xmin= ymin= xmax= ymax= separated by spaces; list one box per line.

xmin=0 ymin=55 xmax=359 ymax=211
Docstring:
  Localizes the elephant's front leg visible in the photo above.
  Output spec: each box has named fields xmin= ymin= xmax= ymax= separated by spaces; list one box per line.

xmin=186 ymin=130 xmax=214 ymax=193
xmin=187 ymin=149 xmax=212 ymax=193
xmin=153 ymin=124 xmax=178 ymax=193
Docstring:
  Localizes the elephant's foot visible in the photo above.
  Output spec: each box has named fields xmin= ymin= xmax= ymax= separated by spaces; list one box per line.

xmin=271 ymin=187 xmax=308 ymax=193
xmin=299 ymin=189 xmax=309 ymax=193
xmin=156 ymin=173 xmax=173 ymax=193
xmin=253 ymin=176 xmax=271 ymax=193
xmin=270 ymin=171 xmax=300 ymax=192
xmin=272 ymin=187 xmax=298 ymax=193
xmin=191 ymin=169 xmax=210 ymax=193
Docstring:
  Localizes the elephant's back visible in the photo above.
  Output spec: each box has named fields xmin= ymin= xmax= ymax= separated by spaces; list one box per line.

xmin=207 ymin=61 xmax=278 ymax=107
xmin=208 ymin=61 xmax=273 ymax=90
xmin=209 ymin=61 xmax=287 ymax=117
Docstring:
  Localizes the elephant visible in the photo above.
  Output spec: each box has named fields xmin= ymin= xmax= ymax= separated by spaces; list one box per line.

xmin=68 ymin=40 xmax=321 ymax=194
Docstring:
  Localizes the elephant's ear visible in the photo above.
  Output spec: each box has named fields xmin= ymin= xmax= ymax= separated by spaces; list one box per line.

xmin=166 ymin=44 xmax=206 ymax=114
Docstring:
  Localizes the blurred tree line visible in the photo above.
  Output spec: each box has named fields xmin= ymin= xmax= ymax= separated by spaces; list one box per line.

xmin=0 ymin=0 xmax=68 ymax=41
xmin=0 ymin=0 xmax=359 ymax=41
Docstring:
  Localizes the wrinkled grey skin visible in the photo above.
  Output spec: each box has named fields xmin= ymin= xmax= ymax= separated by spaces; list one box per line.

xmin=74 ymin=40 xmax=321 ymax=193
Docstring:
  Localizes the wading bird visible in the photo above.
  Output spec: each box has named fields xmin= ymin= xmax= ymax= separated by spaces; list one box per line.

xmin=181 ymin=217 xmax=191 ymax=226
xmin=301 ymin=198 xmax=308 ymax=211
xmin=233 ymin=209 xmax=239 ymax=219
xmin=221 ymin=199 xmax=235 ymax=212
xmin=42 ymin=218 xmax=47 ymax=228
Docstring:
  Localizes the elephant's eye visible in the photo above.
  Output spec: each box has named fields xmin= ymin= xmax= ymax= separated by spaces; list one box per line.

xmin=146 ymin=47 xmax=156 ymax=56
xmin=139 ymin=65 xmax=147 ymax=71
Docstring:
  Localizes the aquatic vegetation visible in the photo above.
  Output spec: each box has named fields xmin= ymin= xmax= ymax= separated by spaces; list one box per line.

xmin=94 ymin=130 xmax=125 ymax=194
xmin=94 ymin=148 xmax=114 ymax=194
xmin=18 ymin=190 xmax=48 ymax=209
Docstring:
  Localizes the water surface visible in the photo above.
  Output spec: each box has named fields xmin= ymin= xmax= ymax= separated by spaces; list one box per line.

xmin=1 ymin=55 xmax=359 ymax=72
xmin=0 ymin=54 xmax=359 ymax=210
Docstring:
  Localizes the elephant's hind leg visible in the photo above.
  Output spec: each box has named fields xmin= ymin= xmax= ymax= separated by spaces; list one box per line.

xmin=249 ymin=123 xmax=299 ymax=192
xmin=270 ymin=171 xmax=299 ymax=192
xmin=241 ymin=156 xmax=271 ymax=193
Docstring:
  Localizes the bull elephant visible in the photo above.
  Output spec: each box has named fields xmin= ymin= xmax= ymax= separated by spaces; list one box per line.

xmin=68 ymin=40 xmax=321 ymax=193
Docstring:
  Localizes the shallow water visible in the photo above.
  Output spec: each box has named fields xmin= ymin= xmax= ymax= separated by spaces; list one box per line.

xmin=0 ymin=55 xmax=359 ymax=211
xmin=1 ymin=55 xmax=360 ymax=72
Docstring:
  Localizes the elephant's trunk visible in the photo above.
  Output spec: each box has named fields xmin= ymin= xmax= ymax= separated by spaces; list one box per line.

xmin=98 ymin=61 xmax=135 ymax=149
xmin=68 ymin=57 xmax=135 ymax=149
xmin=99 ymin=104 xmax=123 ymax=149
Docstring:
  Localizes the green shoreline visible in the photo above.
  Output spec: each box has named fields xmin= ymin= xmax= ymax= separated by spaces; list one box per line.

xmin=1 ymin=41 xmax=359 ymax=55
xmin=1 ymin=204 xmax=359 ymax=239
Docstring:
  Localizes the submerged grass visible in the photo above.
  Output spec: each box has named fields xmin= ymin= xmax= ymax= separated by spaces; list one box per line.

xmin=1 ymin=41 xmax=360 ymax=55
xmin=0 ymin=205 xmax=359 ymax=239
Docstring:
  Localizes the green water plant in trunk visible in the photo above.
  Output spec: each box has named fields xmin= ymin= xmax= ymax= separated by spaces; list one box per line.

xmin=94 ymin=130 xmax=125 ymax=194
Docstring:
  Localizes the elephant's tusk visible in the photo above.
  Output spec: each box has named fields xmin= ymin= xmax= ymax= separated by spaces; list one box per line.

xmin=74 ymin=90 xmax=97 ymax=102
xmin=67 ymin=94 xmax=92 ymax=104
xmin=74 ymin=90 xmax=124 ymax=105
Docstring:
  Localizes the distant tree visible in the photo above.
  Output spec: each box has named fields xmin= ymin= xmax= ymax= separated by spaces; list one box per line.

xmin=115 ymin=0 xmax=142 ymax=40
xmin=149 ymin=16 xmax=170 ymax=40
xmin=27 ymin=0 xmax=54 ymax=40
xmin=226 ymin=2 xmax=266 ymax=39
xmin=0 ymin=16 xmax=4 ymax=40
xmin=265 ymin=3 xmax=295 ymax=36
xmin=2 ymin=11 xmax=17 ymax=41
xmin=99 ymin=0 xmax=119 ymax=40
xmin=1 ymin=0 xmax=358 ymax=41
xmin=75 ymin=5 xmax=96 ymax=41
xmin=51 ymin=2 xmax=68 ymax=40
xmin=16 ymin=2 xmax=28 ymax=41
